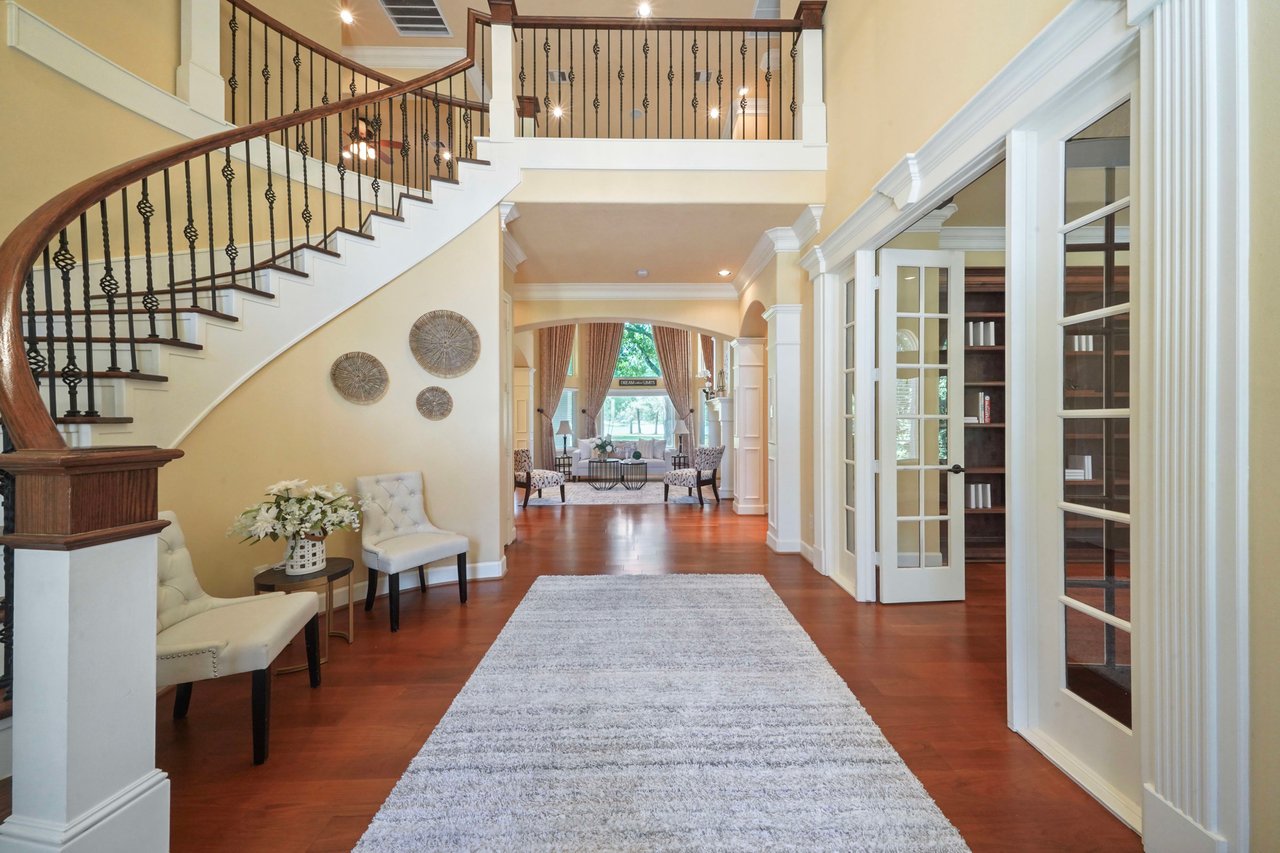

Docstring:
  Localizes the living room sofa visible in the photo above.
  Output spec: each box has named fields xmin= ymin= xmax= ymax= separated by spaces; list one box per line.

xmin=569 ymin=437 xmax=677 ymax=479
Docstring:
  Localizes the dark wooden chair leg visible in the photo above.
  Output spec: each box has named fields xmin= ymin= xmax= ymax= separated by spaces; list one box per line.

xmin=388 ymin=572 xmax=401 ymax=633
xmin=522 ymin=483 xmax=532 ymax=508
xmin=663 ymin=484 xmax=670 ymax=501
xmin=559 ymin=484 xmax=566 ymax=502
xmin=457 ymin=552 xmax=468 ymax=603
xmin=251 ymin=668 xmax=270 ymax=765
xmin=304 ymin=614 xmax=321 ymax=688
xmin=364 ymin=567 xmax=379 ymax=612
xmin=419 ymin=567 xmax=427 ymax=591
xmin=712 ymin=479 xmax=721 ymax=504
xmin=173 ymin=683 xmax=193 ymax=720
xmin=697 ymin=484 xmax=705 ymax=506
xmin=538 ymin=488 xmax=543 ymax=498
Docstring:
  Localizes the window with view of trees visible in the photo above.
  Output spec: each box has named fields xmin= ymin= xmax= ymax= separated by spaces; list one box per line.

xmin=600 ymin=395 xmax=674 ymax=442
xmin=615 ymin=323 xmax=662 ymax=377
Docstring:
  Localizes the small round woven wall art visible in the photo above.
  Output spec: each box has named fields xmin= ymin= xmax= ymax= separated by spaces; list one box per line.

xmin=416 ymin=386 xmax=453 ymax=421
xmin=329 ymin=351 xmax=389 ymax=404
xmin=409 ymin=310 xmax=480 ymax=378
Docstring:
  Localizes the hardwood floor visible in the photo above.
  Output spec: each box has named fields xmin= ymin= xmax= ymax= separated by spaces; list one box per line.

xmin=131 ymin=504 xmax=1138 ymax=850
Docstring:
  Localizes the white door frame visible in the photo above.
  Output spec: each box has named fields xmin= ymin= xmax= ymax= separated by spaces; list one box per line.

xmin=801 ymin=0 xmax=1249 ymax=847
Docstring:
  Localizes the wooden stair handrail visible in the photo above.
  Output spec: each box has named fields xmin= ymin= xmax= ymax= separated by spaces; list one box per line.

xmin=507 ymin=1 xmax=825 ymax=32
xmin=0 ymin=8 xmax=490 ymax=452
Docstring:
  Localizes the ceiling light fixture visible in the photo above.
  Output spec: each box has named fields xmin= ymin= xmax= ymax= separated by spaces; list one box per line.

xmin=637 ymin=2 xmax=653 ymax=18
xmin=339 ymin=7 xmax=354 ymax=24
xmin=551 ymin=104 xmax=565 ymax=119
xmin=441 ymin=149 xmax=453 ymax=161
xmin=718 ymin=269 xmax=732 ymax=277
xmin=709 ymin=107 xmax=720 ymax=119
xmin=636 ymin=268 xmax=650 ymax=278
xmin=738 ymin=86 xmax=749 ymax=96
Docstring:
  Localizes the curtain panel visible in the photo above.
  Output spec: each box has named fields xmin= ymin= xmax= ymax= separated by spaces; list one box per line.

xmin=579 ymin=323 xmax=624 ymax=438
xmin=536 ymin=324 xmax=576 ymax=469
xmin=699 ymin=334 xmax=716 ymax=375
xmin=654 ymin=326 xmax=694 ymax=444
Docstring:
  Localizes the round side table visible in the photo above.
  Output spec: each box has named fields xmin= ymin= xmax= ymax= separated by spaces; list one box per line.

xmin=254 ymin=557 xmax=355 ymax=673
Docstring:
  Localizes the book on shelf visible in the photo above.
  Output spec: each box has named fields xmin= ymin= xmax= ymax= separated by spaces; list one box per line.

xmin=966 ymin=482 xmax=994 ymax=509
xmin=1069 ymin=335 xmax=1097 ymax=352
xmin=966 ymin=321 xmax=1000 ymax=347
xmin=1065 ymin=454 xmax=1094 ymax=481
xmin=964 ymin=415 xmax=979 ymax=424
xmin=971 ymin=391 xmax=994 ymax=424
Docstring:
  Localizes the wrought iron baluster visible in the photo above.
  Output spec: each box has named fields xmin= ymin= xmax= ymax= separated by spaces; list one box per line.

xmin=228 ymin=8 xmax=239 ymax=123
xmin=203 ymin=154 xmax=216 ymax=310
xmin=518 ymin=28 xmax=527 ymax=138
xmin=739 ymin=31 xmax=748 ymax=136
xmin=97 ymin=201 xmax=121 ymax=372
xmin=278 ymin=31 xmax=285 ymax=119
xmin=668 ymin=33 xmax=675 ymax=139
xmin=400 ymin=95 xmax=409 ymax=202
xmin=41 ymin=250 xmax=58 ymax=414
xmin=542 ymin=30 xmax=551 ymax=138
xmin=337 ymin=109 xmax=347 ymax=229
xmin=263 ymin=135 xmax=278 ymax=269
xmin=221 ymin=150 xmax=239 ymax=292
xmin=370 ymin=107 xmax=382 ymax=210
xmin=353 ymin=108 xmax=364 ymax=222
xmin=557 ymin=28 xmax=564 ymax=139
xmin=136 ymin=178 xmax=160 ymax=339
xmin=630 ymin=31 xmax=635 ymax=139
xmin=243 ymin=139 xmax=257 ymax=275
xmin=283 ymin=122 xmax=296 ymax=268
xmin=691 ymin=33 xmax=700 ymax=139
xmin=77 ymin=216 xmax=99 ymax=416
xmin=765 ymin=33 xmax=773 ymax=139
xmin=445 ymin=79 xmax=455 ymax=178
xmin=567 ymin=29 xmax=574 ymax=139
xmin=2 ymin=423 xmax=15 ymax=703
xmin=433 ymin=94 xmax=442 ymax=176
xmin=293 ymin=39 xmax=300 ymax=113
xmin=718 ymin=33 xmax=725 ymax=139
xmin=182 ymin=162 xmax=199 ymax=307
xmin=53 ymin=230 xmax=82 ymax=416
xmin=790 ymin=33 xmax=798 ymax=139
xmin=161 ymin=170 xmax=180 ymax=339
xmin=23 ymin=269 xmax=45 ymax=385
xmin=298 ymin=122 xmax=312 ymax=247
xmin=119 ymin=190 xmax=139 ymax=370
xmin=642 ymin=32 xmax=650 ymax=138
xmin=321 ymin=66 xmax=330 ymax=238
xmin=388 ymin=98 xmax=397 ymax=201
xmin=592 ymin=31 xmax=600 ymax=137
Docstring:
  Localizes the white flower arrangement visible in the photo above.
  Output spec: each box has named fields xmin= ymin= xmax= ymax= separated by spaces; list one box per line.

xmin=593 ymin=435 xmax=616 ymax=457
xmin=229 ymin=480 xmax=365 ymax=543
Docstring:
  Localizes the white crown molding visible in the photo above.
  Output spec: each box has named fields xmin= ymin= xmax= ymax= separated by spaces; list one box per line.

xmin=499 ymin=201 xmax=520 ymax=229
xmin=792 ymin=204 xmax=824 ymax=248
xmin=502 ymin=232 xmax=527 ymax=272
xmin=511 ymin=283 xmax=739 ymax=302
xmin=875 ymin=152 xmax=923 ymax=210
xmin=340 ymin=45 xmax=465 ymax=70
xmin=906 ymin=203 xmax=959 ymax=233
xmin=938 ymin=226 xmax=1005 ymax=251
xmin=734 ymin=206 xmax=825 ymax=294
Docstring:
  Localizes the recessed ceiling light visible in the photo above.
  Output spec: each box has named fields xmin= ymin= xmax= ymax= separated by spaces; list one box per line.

xmin=904 ymin=275 xmax=917 ymax=281
xmin=636 ymin=268 xmax=650 ymax=278
xmin=551 ymin=104 xmax=565 ymax=119
xmin=718 ymin=269 xmax=732 ymax=277
xmin=637 ymin=2 xmax=653 ymax=17
xmin=709 ymin=107 xmax=720 ymax=119
xmin=738 ymin=86 xmax=749 ymax=96
xmin=339 ymin=8 xmax=354 ymax=24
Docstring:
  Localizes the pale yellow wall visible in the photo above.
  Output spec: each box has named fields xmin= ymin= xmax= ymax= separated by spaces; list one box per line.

xmin=820 ymin=0 xmax=1070 ymax=235
xmin=158 ymin=211 xmax=504 ymax=597
xmin=515 ymin=298 xmax=739 ymax=339
xmin=1249 ymin=0 xmax=1279 ymax=844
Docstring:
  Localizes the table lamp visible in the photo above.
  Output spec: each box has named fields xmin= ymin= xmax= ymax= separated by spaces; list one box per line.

xmin=556 ymin=420 xmax=572 ymax=455
xmin=673 ymin=420 xmax=690 ymax=454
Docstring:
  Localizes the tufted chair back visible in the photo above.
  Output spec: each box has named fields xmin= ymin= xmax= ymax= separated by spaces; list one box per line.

xmin=156 ymin=511 xmax=215 ymax=633
xmin=513 ymin=449 xmax=533 ymax=475
xmin=694 ymin=445 xmax=726 ymax=472
xmin=356 ymin=472 xmax=440 ymax=549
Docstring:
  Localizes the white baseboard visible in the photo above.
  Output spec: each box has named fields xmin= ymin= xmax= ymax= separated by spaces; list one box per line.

xmin=328 ymin=558 xmax=507 ymax=610
xmin=766 ymin=533 xmax=802 ymax=554
xmin=0 ymin=769 xmax=169 ymax=853
xmin=800 ymin=542 xmax=824 ymax=571
xmin=1141 ymin=785 xmax=1227 ymax=853
xmin=733 ymin=501 xmax=767 ymax=516
xmin=0 ymin=716 xmax=10 ymax=782
xmin=1018 ymin=726 xmax=1142 ymax=831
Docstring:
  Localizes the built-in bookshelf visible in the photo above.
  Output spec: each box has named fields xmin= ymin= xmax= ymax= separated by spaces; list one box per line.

xmin=964 ymin=268 xmax=1007 ymax=561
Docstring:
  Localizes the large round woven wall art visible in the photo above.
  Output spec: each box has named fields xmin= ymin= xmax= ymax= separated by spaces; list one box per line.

xmin=416 ymin=386 xmax=453 ymax=421
xmin=409 ymin=310 xmax=480 ymax=378
xmin=329 ymin=351 xmax=389 ymax=404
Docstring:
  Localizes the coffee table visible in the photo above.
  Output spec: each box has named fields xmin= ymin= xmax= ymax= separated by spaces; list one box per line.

xmin=619 ymin=459 xmax=647 ymax=490
xmin=586 ymin=458 xmax=622 ymax=491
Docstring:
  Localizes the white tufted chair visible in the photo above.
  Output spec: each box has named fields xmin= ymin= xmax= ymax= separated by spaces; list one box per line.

xmin=155 ymin=511 xmax=320 ymax=765
xmin=356 ymin=472 xmax=470 ymax=632
xmin=663 ymin=445 xmax=726 ymax=506
xmin=514 ymin=449 xmax=566 ymax=508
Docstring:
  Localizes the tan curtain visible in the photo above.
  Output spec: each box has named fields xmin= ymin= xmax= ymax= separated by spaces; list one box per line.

xmin=653 ymin=326 xmax=694 ymax=443
xmin=536 ymin=325 xmax=575 ymax=469
xmin=699 ymin=334 xmax=715 ymax=374
xmin=579 ymin=322 xmax=624 ymax=437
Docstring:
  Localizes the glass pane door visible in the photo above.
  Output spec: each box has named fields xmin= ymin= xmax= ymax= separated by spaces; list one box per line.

xmin=877 ymin=249 xmax=966 ymax=603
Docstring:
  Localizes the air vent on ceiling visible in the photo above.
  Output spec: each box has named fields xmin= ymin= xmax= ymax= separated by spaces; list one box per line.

xmin=547 ymin=69 xmax=572 ymax=84
xmin=378 ymin=0 xmax=451 ymax=37
xmin=694 ymin=69 xmax=717 ymax=84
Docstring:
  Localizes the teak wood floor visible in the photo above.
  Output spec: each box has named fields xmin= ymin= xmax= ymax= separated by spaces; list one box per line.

xmin=10 ymin=503 xmax=1143 ymax=852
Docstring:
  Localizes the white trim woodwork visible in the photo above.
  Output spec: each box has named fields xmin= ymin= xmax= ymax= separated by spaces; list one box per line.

xmin=764 ymin=305 xmax=802 ymax=552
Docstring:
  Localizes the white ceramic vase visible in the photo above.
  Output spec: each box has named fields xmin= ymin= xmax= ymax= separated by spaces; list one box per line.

xmin=282 ymin=535 xmax=326 ymax=576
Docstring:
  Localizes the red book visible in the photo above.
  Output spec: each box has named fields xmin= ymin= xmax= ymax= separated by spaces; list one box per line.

xmin=983 ymin=393 xmax=991 ymax=424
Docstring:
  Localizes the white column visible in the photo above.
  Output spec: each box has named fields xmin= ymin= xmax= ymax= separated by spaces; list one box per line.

xmin=0 ymin=537 xmax=170 ymax=853
xmin=488 ymin=23 xmax=516 ymax=141
xmin=797 ymin=29 xmax=826 ymax=146
xmin=765 ymin=306 xmax=802 ymax=552
xmin=730 ymin=338 xmax=767 ymax=515
xmin=176 ymin=0 xmax=225 ymax=121
xmin=711 ymin=396 xmax=734 ymax=500
xmin=1129 ymin=0 xmax=1249 ymax=849
xmin=804 ymin=248 xmax=840 ymax=579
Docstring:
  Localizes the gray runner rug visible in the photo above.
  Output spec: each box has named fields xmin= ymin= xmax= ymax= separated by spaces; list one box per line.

xmin=355 ymin=574 xmax=969 ymax=852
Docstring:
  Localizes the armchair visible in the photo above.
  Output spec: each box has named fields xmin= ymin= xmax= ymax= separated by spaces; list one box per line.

xmin=514 ymin=449 xmax=566 ymax=508
xmin=356 ymin=472 xmax=469 ymax=632
xmin=155 ymin=511 xmax=320 ymax=765
xmin=663 ymin=445 xmax=726 ymax=506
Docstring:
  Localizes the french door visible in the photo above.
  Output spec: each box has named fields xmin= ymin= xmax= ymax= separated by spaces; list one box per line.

xmin=876 ymin=249 xmax=966 ymax=603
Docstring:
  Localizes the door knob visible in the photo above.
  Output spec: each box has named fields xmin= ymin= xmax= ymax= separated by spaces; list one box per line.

xmin=947 ymin=464 xmax=965 ymax=474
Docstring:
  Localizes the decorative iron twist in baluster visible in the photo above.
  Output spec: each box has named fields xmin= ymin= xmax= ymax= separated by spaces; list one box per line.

xmin=77 ymin=217 xmax=99 ymax=416
xmin=691 ymin=36 xmax=700 ymax=136
xmin=765 ymin=36 xmax=774 ymax=139
xmin=182 ymin=162 xmax=200 ymax=308
xmin=119 ymin=190 xmax=140 ymax=371
xmin=369 ymin=112 xmax=382 ymax=209
xmin=23 ymin=270 xmax=46 ymax=381
xmin=790 ymin=35 xmax=798 ymax=138
xmin=592 ymin=34 xmax=600 ymax=136
xmin=160 ymin=170 xmax=180 ymax=340
xmin=137 ymin=178 xmax=160 ymax=338
xmin=228 ymin=10 xmax=239 ymax=123
xmin=98 ymin=200 xmax=121 ymax=371
xmin=463 ymin=111 xmax=473 ymax=159
xmin=52 ymin=232 xmax=83 ymax=416
xmin=203 ymin=154 xmax=217 ymax=311
xmin=543 ymin=32 xmax=552 ymax=118
xmin=298 ymin=129 xmax=312 ymax=244
xmin=221 ymin=155 xmax=239 ymax=290
xmin=642 ymin=35 xmax=651 ymax=136
xmin=40 ymin=250 xmax=59 ymax=412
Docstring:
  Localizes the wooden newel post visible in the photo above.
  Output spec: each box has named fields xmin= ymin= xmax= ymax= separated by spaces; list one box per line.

xmin=0 ymin=445 xmax=183 ymax=853
xmin=487 ymin=0 xmax=518 ymax=141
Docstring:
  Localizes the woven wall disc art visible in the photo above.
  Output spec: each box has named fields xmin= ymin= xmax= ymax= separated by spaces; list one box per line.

xmin=416 ymin=386 xmax=453 ymax=420
xmin=330 ymin=352 xmax=389 ymax=404
xmin=409 ymin=310 xmax=480 ymax=378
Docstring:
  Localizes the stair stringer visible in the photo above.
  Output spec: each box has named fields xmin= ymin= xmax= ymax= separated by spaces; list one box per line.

xmin=71 ymin=158 xmax=521 ymax=450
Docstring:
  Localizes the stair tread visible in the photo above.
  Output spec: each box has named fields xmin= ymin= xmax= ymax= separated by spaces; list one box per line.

xmin=365 ymin=211 xmax=405 ymax=223
xmin=86 ymin=282 xmax=275 ymax=302
xmin=61 ymin=306 xmax=238 ymax=321
xmin=51 ymin=336 xmax=203 ymax=351
xmin=38 ymin=370 xmax=167 ymax=382
xmin=458 ymin=157 xmax=491 ymax=166
xmin=56 ymin=415 xmax=133 ymax=425
xmin=331 ymin=227 xmax=375 ymax=241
